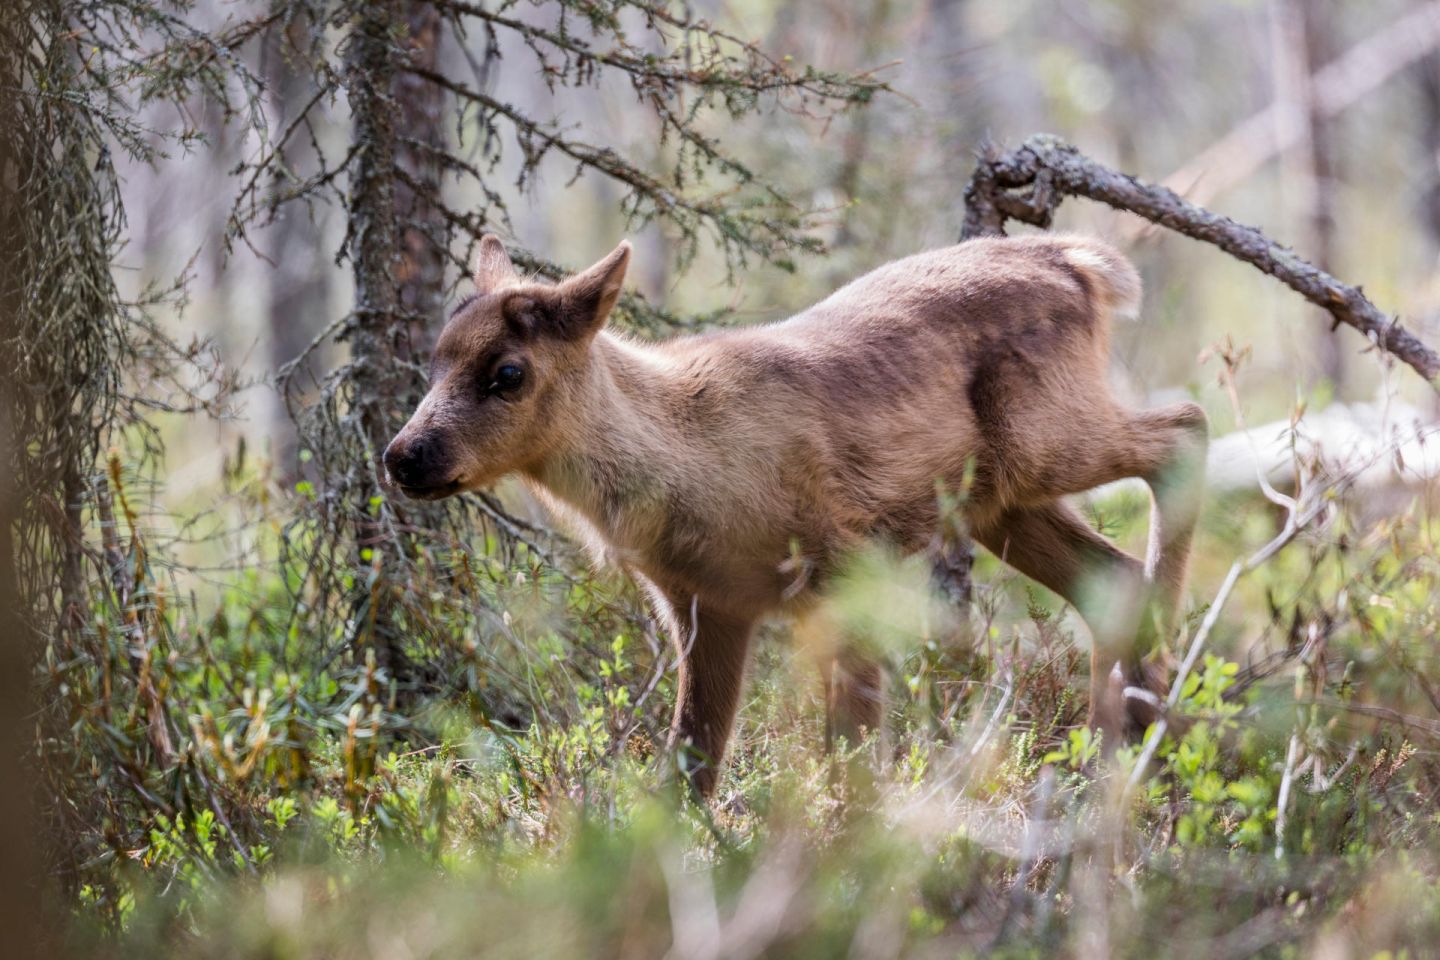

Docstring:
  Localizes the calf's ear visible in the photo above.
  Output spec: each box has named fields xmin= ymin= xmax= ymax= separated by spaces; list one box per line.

xmin=556 ymin=241 xmax=631 ymax=339
xmin=473 ymin=234 xmax=520 ymax=293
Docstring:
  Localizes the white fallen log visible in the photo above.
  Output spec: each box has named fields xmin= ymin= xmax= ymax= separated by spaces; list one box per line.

xmin=1092 ymin=400 xmax=1440 ymax=515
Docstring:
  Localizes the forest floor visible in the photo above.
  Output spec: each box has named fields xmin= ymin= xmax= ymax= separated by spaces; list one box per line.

xmin=45 ymin=449 xmax=1440 ymax=959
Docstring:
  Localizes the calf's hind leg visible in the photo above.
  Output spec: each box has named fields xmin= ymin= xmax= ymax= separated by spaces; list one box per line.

xmin=1130 ymin=402 xmax=1209 ymax=638
xmin=972 ymin=501 xmax=1158 ymax=745
xmin=795 ymin=611 xmax=885 ymax=752
xmin=821 ymin=644 xmax=885 ymax=751
xmin=979 ymin=400 xmax=1207 ymax=740
xmin=1056 ymin=401 xmax=1209 ymax=641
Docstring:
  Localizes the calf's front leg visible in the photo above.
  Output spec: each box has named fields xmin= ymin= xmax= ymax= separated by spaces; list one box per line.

xmin=655 ymin=593 xmax=756 ymax=797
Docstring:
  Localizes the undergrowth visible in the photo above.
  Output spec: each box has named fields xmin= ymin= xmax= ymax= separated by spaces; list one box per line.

xmin=41 ymin=443 xmax=1440 ymax=959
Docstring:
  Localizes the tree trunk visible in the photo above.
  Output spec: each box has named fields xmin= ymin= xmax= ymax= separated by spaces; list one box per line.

xmin=1299 ymin=0 xmax=1339 ymax=384
xmin=1274 ymin=0 xmax=1343 ymax=390
xmin=1420 ymin=51 xmax=1440 ymax=419
xmin=1422 ymin=52 xmax=1440 ymax=246
xmin=829 ymin=0 xmax=889 ymax=250
xmin=0 ymin=15 xmax=44 ymax=951
xmin=345 ymin=1 xmax=409 ymax=676
xmin=1 ymin=0 xmax=100 ymax=936
xmin=342 ymin=0 xmax=449 ymax=678
xmin=394 ymin=3 xmax=447 ymax=355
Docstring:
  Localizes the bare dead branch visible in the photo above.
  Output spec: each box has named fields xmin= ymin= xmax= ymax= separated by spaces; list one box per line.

xmin=962 ymin=134 xmax=1440 ymax=388
xmin=1311 ymin=699 xmax=1440 ymax=740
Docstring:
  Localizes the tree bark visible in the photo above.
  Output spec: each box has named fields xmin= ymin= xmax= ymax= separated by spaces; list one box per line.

xmin=829 ymin=0 xmax=889 ymax=250
xmin=1274 ymin=0 xmax=1343 ymax=389
xmin=344 ymin=1 xmax=411 ymax=676
xmin=0 ymin=371 xmax=42 ymax=960
xmin=1419 ymin=53 xmax=1440 ymax=420
xmin=1298 ymin=0 xmax=1341 ymax=388
xmin=342 ymin=0 xmax=451 ymax=678
xmin=345 ymin=1 xmax=402 ymax=457
xmin=394 ymin=3 xmax=446 ymax=356
xmin=1422 ymin=51 xmax=1440 ymax=246
xmin=1 ymin=6 xmax=68 ymax=949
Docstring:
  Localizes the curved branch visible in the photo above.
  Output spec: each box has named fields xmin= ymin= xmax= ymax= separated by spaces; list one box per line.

xmin=962 ymin=135 xmax=1440 ymax=388
xmin=403 ymin=64 xmax=817 ymax=263
xmin=431 ymin=0 xmax=883 ymax=104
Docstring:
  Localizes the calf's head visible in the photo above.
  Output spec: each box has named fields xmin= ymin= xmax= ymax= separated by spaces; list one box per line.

xmin=383 ymin=235 xmax=630 ymax=499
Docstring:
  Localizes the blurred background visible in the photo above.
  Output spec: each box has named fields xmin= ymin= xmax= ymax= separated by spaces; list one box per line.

xmin=126 ymin=0 xmax=1440 ymax=486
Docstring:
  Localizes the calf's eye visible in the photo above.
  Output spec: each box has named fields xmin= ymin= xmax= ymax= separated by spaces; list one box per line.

xmin=491 ymin=364 xmax=525 ymax=393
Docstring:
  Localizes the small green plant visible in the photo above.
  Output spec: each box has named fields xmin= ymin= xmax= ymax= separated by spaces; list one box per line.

xmin=1042 ymin=725 xmax=1102 ymax=770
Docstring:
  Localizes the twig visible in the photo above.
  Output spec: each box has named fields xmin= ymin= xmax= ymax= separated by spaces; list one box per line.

xmin=1310 ymin=699 xmax=1440 ymax=740
xmin=1125 ymin=489 xmax=1336 ymax=797
xmin=991 ymin=765 xmax=1056 ymax=948
xmin=189 ymin=744 xmax=257 ymax=874
xmin=1274 ymin=732 xmax=1300 ymax=860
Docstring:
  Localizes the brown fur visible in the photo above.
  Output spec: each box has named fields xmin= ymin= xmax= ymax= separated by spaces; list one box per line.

xmin=384 ymin=233 xmax=1208 ymax=795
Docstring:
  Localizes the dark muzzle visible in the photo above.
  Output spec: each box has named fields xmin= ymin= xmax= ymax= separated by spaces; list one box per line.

xmin=382 ymin=434 xmax=449 ymax=491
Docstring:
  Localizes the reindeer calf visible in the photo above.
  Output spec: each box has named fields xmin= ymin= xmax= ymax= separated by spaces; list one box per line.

xmin=385 ymin=234 xmax=1208 ymax=795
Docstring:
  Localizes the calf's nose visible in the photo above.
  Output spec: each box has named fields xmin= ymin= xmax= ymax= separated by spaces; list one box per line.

xmin=383 ymin=435 xmax=439 ymax=486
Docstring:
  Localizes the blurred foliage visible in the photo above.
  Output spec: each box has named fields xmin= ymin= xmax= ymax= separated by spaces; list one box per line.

xmin=38 ymin=441 xmax=1440 ymax=958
